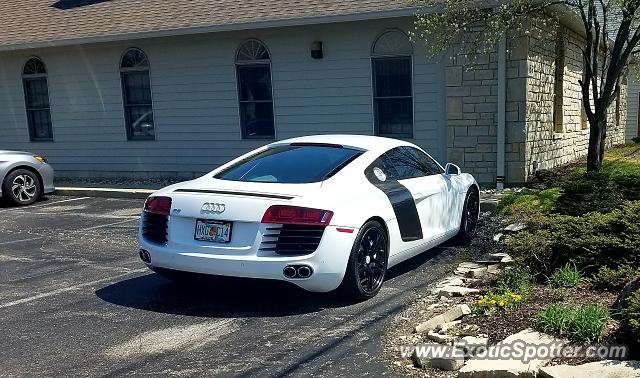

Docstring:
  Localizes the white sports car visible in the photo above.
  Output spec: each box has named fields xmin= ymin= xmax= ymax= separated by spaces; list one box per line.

xmin=138 ymin=135 xmax=479 ymax=300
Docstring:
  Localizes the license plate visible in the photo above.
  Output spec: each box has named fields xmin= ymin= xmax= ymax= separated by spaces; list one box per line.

xmin=194 ymin=219 xmax=232 ymax=243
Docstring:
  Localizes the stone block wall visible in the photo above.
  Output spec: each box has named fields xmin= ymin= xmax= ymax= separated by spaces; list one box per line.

xmin=445 ymin=33 xmax=527 ymax=185
xmin=524 ymin=22 xmax=627 ymax=178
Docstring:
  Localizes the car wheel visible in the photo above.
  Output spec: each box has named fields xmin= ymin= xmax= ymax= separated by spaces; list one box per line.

xmin=2 ymin=169 xmax=41 ymax=206
xmin=457 ymin=188 xmax=480 ymax=242
xmin=338 ymin=220 xmax=389 ymax=301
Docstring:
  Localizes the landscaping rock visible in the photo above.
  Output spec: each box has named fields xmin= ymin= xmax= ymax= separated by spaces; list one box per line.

xmin=613 ymin=276 xmax=640 ymax=316
xmin=415 ymin=304 xmax=472 ymax=333
xmin=493 ymin=233 xmax=504 ymax=242
xmin=460 ymin=336 xmax=488 ymax=350
xmin=412 ymin=348 xmax=465 ymax=371
xmin=488 ymin=252 xmax=514 ymax=263
xmin=436 ymin=320 xmax=462 ymax=333
xmin=538 ymin=360 xmax=640 ymax=378
xmin=486 ymin=264 xmax=502 ymax=275
xmin=503 ymin=223 xmax=527 ymax=232
xmin=466 ymin=267 xmax=488 ymax=278
xmin=427 ymin=331 xmax=459 ymax=344
xmin=438 ymin=286 xmax=481 ymax=297
xmin=459 ymin=329 xmax=568 ymax=378
xmin=480 ymin=199 xmax=499 ymax=213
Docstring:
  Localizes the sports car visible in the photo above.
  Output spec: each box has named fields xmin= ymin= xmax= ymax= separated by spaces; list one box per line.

xmin=138 ymin=135 xmax=479 ymax=300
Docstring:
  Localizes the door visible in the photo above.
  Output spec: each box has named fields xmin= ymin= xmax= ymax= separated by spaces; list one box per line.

xmin=373 ymin=146 xmax=449 ymax=243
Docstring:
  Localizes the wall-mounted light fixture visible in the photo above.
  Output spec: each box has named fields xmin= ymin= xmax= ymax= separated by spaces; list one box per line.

xmin=311 ymin=41 xmax=323 ymax=59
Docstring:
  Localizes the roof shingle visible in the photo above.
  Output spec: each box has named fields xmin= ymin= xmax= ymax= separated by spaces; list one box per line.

xmin=0 ymin=0 xmax=413 ymax=51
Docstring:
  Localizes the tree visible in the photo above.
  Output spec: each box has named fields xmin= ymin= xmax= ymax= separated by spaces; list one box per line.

xmin=414 ymin=0 xmax=638 ymax=171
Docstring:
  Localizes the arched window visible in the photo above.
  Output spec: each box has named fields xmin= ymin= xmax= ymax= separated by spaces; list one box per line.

xmin=120 ymin=48 xmax=155 ymax=140
xmin=236 ymin=39 xmax=275 ymax=139
xmin=371 ymin=30 xmax=414 ymax=138
xmin=22 ymin=57 xmax=53 ymax=141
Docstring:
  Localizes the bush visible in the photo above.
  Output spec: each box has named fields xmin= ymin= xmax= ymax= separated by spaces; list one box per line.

xmin=591 ymin=265 xmax=639 ymax=291
xmin=506 ymin=201 xmax=640 ymax=276
xmin=536 ymin=304 xmax=610 ymax=343
xmin=626 ymin=289 xmax=640 ymax=339
xmin=497 ymin=265 xmax=532 ymax=294
xmin=554 ymin=171 xmax=624 ymax=216
xmin=548 ymin=264 xmax=582 ymax=288
xmin=474 ymin=291 xmax=523 ymax=315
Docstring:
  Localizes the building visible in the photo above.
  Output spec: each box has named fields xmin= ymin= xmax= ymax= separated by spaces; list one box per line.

xmin=0 ymin=0 xmax=631 ymax=186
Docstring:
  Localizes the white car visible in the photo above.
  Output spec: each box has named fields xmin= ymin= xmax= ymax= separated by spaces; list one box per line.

xmin=138 ymin=135 xmax=479 ymax=300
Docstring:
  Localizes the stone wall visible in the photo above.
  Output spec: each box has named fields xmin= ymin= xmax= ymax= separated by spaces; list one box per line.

xmin=524 ymin=22 xmax=627 ymax=178
xmin=445 ymin=33 xmax=528 ymax=185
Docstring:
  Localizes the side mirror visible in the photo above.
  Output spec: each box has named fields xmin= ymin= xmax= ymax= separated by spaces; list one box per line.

xmin=445 ymin=163 xmax=461 ymax=176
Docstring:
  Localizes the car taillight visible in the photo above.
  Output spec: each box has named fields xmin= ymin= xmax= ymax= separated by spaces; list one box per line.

xmin=144 ymin=196 xmax=172 ymax=216
xmin=261 ymin=205 xmax=333 ymax=226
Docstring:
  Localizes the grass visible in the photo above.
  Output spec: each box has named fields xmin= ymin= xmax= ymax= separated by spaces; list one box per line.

xmin=497 ymin=265 xmax=532 ymax=294
xmin=536 ymin=304 xmax=610 ymax=343
xmin=548 ymin=264 xmax=582 ymax=289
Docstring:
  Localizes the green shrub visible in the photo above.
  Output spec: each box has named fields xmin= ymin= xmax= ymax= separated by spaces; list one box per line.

xmin=497 ymin=265 xmax=532 ymax=294
xmin=591 ymin=265 xmax=639 ymax=291
xmin=548 ymin=264 xmax=582 ymax=288
xmin=626 ymin=289 xmax=640 ymax=338
xmin=536 ymin=304 xmax=610 ymax=343
xmin=506 ymin=201 xmax=640 ymax=276
xmin=554 ymin=171 xmax=624 ymax=216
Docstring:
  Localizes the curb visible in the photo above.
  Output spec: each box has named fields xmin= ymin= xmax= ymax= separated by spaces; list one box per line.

xmin=54 ymin=187 xmax=155 ymax=199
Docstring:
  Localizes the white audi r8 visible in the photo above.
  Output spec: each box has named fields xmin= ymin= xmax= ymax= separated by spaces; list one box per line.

xmin=138 ymin=135 xmax=479 ymax=300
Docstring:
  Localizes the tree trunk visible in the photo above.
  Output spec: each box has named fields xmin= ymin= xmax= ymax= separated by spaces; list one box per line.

xmin=586 ymin=114 xmax=606 ymax=172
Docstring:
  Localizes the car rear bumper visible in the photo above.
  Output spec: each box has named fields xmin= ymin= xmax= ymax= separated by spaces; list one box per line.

xmin=138 ymin=226 xmax=357 ymax=293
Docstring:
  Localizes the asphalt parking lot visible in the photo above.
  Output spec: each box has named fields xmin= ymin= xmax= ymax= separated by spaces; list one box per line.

xmin=0 ymin=195 xmax=457 ymax=377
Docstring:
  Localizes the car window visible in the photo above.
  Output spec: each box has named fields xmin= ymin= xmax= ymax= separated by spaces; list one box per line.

xmin=370 ymin=146 xmax=443 ymax=181
xmin=404 ymin=146 xmax=444 ymax=176
xmin=214 ymin=145 xmax=363 ymax=183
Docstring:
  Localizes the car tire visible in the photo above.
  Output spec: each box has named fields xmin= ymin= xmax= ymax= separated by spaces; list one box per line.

xmin=338 ymin=220 xmax=389 ymax=301
xmin=2 ymin=169 xmax=41 ymax=206
xmin=457 ymin=188 xmax=480 ymax=242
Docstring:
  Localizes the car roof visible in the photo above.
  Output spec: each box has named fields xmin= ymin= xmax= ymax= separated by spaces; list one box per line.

xmin=272 ymin=134 xmax=412 ymax=153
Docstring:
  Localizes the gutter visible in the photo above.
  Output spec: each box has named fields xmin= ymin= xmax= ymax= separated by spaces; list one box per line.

xmin=0 ymin=8 xmax=416 ymax=52
xmin=496 ymin=35 xmax=507 ymax=189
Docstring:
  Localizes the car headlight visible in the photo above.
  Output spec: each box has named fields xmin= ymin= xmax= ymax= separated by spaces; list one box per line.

xmin=34 ymin=155 xmax=47 ymax=163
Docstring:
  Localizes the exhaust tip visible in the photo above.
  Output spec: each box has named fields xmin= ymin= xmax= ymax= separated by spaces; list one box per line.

xmin=139 ymin=249 xmax=151 ymax=264
xmin=297 ymin=266 xmax=312 ymax=279
xmin=283 ymin=266 xmax=297 ymax=278
xmin=283 ymin=265 xmax=313 ymax=279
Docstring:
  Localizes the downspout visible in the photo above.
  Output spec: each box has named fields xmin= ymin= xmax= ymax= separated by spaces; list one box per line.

xmin=496 ymin=35 xmax=507 ymax=189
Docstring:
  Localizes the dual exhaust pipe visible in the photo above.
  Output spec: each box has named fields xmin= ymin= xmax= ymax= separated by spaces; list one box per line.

xmin=139 ymin=249 xmax=151 ymax=264
xmin=283 ymin=265 xmax=313 ymax=279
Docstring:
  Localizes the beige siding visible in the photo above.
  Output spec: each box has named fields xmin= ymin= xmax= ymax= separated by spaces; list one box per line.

xmin=0 ymin=18 xmax=446 ymax=179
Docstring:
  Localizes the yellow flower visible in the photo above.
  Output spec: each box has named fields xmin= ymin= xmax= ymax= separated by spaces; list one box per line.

xmin=489 ymin=300 xmax=497 ymax=305
xmin=477 ymin=299 xmax=486 ymax=305
xmin=498 ymin=300 xmax=507 ymax=307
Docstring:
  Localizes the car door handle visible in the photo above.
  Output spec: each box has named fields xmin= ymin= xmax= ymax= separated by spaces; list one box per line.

xmin=412 ymin=192 xmax=433 ymax=203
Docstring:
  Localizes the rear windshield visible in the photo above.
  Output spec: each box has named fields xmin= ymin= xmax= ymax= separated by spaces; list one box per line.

xmin=214 ymin=145 xmax=363 ymax=183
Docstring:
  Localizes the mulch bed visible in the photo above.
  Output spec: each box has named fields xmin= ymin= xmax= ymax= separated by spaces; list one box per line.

xmin=465 ymin=284 xmax=618 ymax=345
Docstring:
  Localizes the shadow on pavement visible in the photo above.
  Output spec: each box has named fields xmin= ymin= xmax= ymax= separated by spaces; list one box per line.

xmin=96 ymin=245 xmax=447 ymax=318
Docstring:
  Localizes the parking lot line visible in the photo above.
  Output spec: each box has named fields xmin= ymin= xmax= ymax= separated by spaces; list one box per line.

xmin=0 ymin=268 xmax=148 ymax=310
xmin=0 ymin=237 xmax=44 ymax=246
xmin=0 ymin=196 xmax=91 ymax=213
xmin=84 ymin=218 xmax=138 ymax=230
